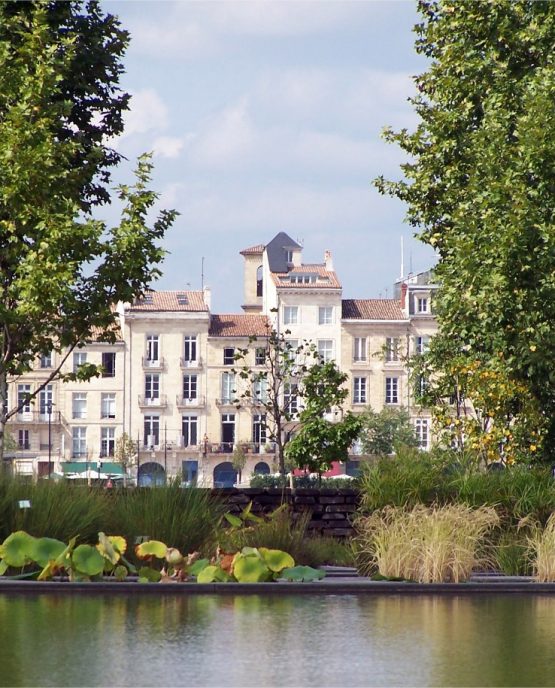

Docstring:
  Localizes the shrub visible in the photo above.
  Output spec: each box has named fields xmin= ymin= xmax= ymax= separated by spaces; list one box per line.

xmin=354 ymin=504 xmax=499 ymax=583
xmin=249 ymin=474 xmax=358 ymax=489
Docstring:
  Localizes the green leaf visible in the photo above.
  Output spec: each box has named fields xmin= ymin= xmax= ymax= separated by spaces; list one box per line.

xmin=27 ymin=537 xmax=67 ymax=568
xmin=196 ymin=565 xmax=232 ymax=583
xmin=259 ymin=548 xmax=295 ymax=573
xmin=188 ymin=558 xmax=210 ymax=576
xmin=71 ymin=545 xmax=105 ymax=577
xmin=135 ymin=540 xmax=167 ymax=559
xmin=233 ymin=553 xmax=272 ymax=583
xmin=279 ymin=566 xmax=326 ymax=582
xmin=0 ymin=531 xmax=36 ymax=568
xmin=138 ymin=566 xmax=161 ymax=582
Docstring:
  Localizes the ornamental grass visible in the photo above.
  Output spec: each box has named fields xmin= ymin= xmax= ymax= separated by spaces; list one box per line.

xmin=526 ymin=513 xmax=555 ymax=582
xmin=354 ymin=504 xmax=499 ymax=583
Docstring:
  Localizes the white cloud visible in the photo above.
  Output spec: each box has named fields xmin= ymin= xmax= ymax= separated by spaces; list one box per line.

xmin=188 ymin=100 xmax=256 ymax=167
xmin=152 ymin=136 xmax=186 ymax=159
xmin=124 ymin=89 xmax=169 ymax=137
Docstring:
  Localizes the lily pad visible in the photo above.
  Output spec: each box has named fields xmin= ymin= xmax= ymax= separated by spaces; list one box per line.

xmin=0 ymin=559 xmax=8 ymax=576
xmin=97 ymin=533 xmax=126 ymax=565
xmin=233 ymin=554 xmax=272 ymax=583
xmin=279 ymin=566 xmax=326 ymax=582
xmin=114 ymin=565 xmax=128 ymax=581
xmin=188 ymin=558 xmax=210 ymax=576
xmin=0 ymin=531 xmax=36 ymax=568
xmin=28 ymin=537 xmax=67 ymax=568
xmin=138 ymin=566 xmax=161 ymax=582
xmin=196 ymin=565 xmax=232 ymax=583
xmin=72 ymin=544 xmax=105 ymax=577
xmin=135 ymin=540 xmax=167 ymax=560
xmin=259 ymin=547 xmax=295 ymax=573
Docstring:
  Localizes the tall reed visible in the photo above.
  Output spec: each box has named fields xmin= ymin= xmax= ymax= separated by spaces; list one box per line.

xmin=527 ymin=513 xmax=555 ymax=582
xmin=354 ymin=504 xmax=499 ymax=583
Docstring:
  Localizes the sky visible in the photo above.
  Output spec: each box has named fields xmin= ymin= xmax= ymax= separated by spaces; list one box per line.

xmin=102 ymin=0 xmax=436 ymax=312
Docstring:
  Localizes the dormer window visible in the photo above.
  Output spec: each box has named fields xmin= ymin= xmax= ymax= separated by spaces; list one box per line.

xmin=289 ymin=274 xmax=316 ymax=284
xmin=285 ymin=250 xmax=293 ymax=263
xmin=417 ymin=297 xmax=429 ymax=313
xmin=176 ymin=293 xmax=189 ymax=305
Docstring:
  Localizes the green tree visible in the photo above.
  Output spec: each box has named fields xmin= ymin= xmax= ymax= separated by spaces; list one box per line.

xmin=358 ymin=407 xmax=418 ymax=456
xmin=0 ymin=2 xmax=177 ymax=461
xmin=376 ymin=0 xmax=555 ymax=460
xmin=233 ymin=325 xmax=322 ymax=475
xmin=286 ymin=362 xmax=363 ymax=479
xmin=114 ymin=432 xmax=138 ymax=474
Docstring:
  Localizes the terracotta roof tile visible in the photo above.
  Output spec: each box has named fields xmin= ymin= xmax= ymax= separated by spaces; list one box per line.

xmin=342 ymin=299 xmax=406 ymax=320
xmin=272 ymin=264 xmax=341 ymax=289
xmin=209 ymin=314 xmax=270 ymax=337
xmin=240 ymin=244 xmax=265 ymax=256
xmin=127 ymin=291 xmax=208 ymax=312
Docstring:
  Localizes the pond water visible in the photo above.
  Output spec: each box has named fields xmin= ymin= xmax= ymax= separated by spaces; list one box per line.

xmin=1 ymin=593 xmax=555 ymax=687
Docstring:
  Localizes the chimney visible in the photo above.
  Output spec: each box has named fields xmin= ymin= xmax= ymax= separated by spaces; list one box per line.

xmin=400 ymin=282 xmax=408 ymax=309
xmin=324 ymin=249 xmax=333 ymax=271
xmin=203 ymin=285 xmax=211 ymax=311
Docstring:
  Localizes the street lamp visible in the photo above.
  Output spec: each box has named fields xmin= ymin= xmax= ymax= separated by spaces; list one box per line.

xmin=47 ymin=401 xmax=53 ymax=479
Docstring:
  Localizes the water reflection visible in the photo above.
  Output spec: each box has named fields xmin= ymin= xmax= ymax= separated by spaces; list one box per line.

xmin=0 ymin=593 xmax=555 ymax=686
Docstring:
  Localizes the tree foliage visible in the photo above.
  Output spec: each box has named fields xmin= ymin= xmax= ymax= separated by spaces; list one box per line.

xmin=285 ymin=362 xmax=362 ymax=477
xmin=358 ymin=407 xmax=418 ymax=457
xmin=0 ymin=2 xmax=177 ymax=457
xmin=376 ymin=0 xmax=555 ymax=460
xmin=233 ymin=326 xmax=322 ymax=475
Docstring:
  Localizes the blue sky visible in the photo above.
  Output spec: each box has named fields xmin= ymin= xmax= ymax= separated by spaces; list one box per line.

xmin=103 ymin=0 xmax=436 ymax=311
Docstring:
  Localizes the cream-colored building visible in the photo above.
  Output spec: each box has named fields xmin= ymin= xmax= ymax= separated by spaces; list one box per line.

xmin=6 ymin=232 xmax=437 ymax=484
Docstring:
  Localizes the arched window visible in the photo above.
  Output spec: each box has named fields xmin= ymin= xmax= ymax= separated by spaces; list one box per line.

xmin=256 ymin=266 xmax=263 ymax=297
xmin=254 ymin=462 xmax=270 ymax=476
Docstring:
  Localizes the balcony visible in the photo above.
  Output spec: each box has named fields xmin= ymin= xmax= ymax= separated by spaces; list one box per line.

xmin=14 ymin=410 xmax=61 ymax=424
xmin=175 ymin=395 xmax=206 ymax=409
xmin=142 ymin=356 xmax=165 ymax=371
xmin=215 ymin=398 xmax=237 ymax=408
xmin=179 ymin=357 xmax=203 ymax=370
xmin=138 ymin=394 xmax=168 ymax=409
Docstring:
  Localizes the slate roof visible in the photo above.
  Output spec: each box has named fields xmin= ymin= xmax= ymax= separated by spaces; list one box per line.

xmin=127 ymin=291 xmax=209 ymax=312
xmin=266 ymin=232 xmax=302 ymax=273
xmin=209 ymin=314 xmax=270 ymax=337
xmin=342 ymin=299 xmax=406 ymax=320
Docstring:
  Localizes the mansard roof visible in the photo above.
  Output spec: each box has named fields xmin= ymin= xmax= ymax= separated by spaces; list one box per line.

xmin=127 ymin=291 xmax=209 ymax=312
xmin=209 ymin=314 xmax=270 ymax=337
xmin=272 ymin=264 xmax=341 ymax=289
xmin=342 ymin=299 xmax=406 ymax=320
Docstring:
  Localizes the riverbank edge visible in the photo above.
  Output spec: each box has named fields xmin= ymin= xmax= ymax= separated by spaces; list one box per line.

xmin=1 ymin=577 xmax=554 ymax=595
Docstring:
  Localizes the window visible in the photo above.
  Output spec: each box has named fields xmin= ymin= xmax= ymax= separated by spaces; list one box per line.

xmin=284 ymin=382 xmax=298 ymax=415
xmin=182 ymin=415 xmax=198 ymax=447
xmin=255 ymin=347 xmax=266 ymax=365
xmin=353 ymin=377 xmax=367 ymax=404
xmin=385 ymin=337 xmax=399 ymax=362
xmin=223 ymin=347 xmax=235 ymax=365
xmin=144 ymin=374 xmax=160 ymax=401
xmin=256 ymin=265 xmax=263 ymax=297
xmin=221 ymin=413 xmax=235 ymax=452
xmin=290 ymin=274 xmax=316 ymax=284
xmin=39 ymin=385 xmax=53 ymax=417
xmin=72 ymin=427 xmax=87 ymax=458
xmin=101 ymin=352 xmax=116 ymax=377
xmin=416 ymin=375 xmax=428 ymax=399
xmin=183 ymin=335 xmax=197 ymax=364
xmin=252 ymin=414 xmax=267 ymax=446
xmin=417 ymin=297 xmax=429 ymax=313
xmin=415 ymin=418 xmax=429 ymax=449
xmin=385 ymin=377 xmax=399 ymax=404
xmin=353 ymin=337 xmax=367 ymax=362
xmin=252 ymin=378 xmax=268 ymax=403
xmin=146 ymin=335 xmax=159 ymax=363
xmin=72 ymin=393 xmax=87 ymax=419
xmin=17 ymin=385 xmax=31 ymax=414
xmin=18 ymin=429 xmax=30 ymax=450
xmin=318 ymin=339 xmax=334 ymax=362
xmin=101 ymin=393 xmax=116 ymax=419
xmin=183 ymin=374 xmax=198 ymax=401
xmin=144 ymin=415 xmax=160 ymax=447
xmin=415 ymin=336 xmax=430 ymax=355
xmin=285 ymin=339 xmax=299 ymax=364
xmin=221 ymin=372 xmax=235 ymax=403
xmin=283 ymin=306 xmax=298 ymax=325
xmin=40 ymin=353 xmax=52 ymax=368
xmin=285 ymin=249 xmax=293 ymax=263
xmin=73 ymin=351 xmax=87 ymax=373
xmin=319 ymin=306 xmax=333 ymax=325
xmin=100 ymin=427 xmax=116 ymax=457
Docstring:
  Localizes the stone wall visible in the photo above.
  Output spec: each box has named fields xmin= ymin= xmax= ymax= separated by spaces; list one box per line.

xmin=210 ymin=487 xmax=360 ymax=538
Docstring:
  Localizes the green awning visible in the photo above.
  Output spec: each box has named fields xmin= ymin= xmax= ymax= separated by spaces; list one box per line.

xmin=61 ymin=462 xmax=125 ymax=475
